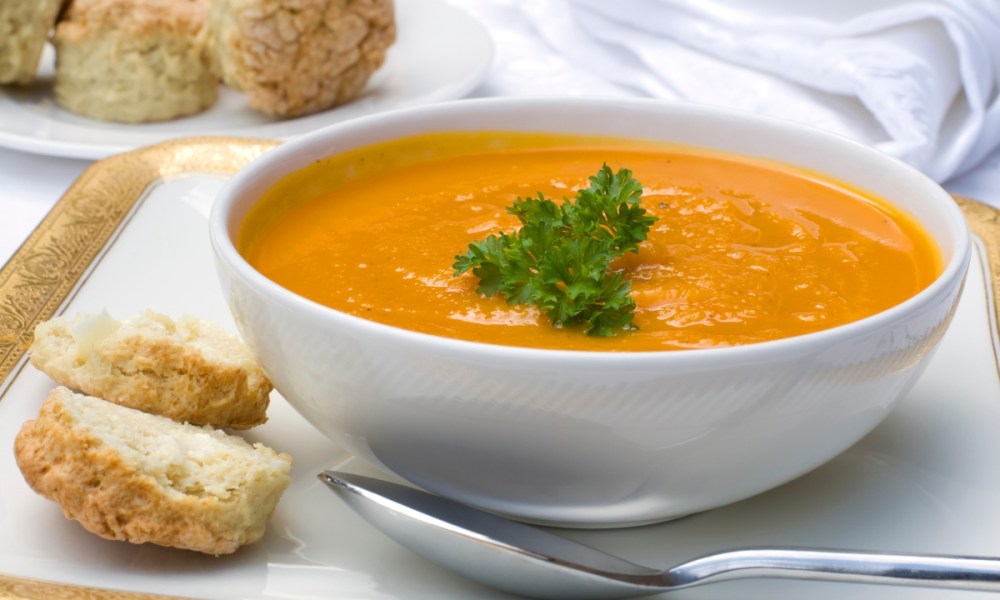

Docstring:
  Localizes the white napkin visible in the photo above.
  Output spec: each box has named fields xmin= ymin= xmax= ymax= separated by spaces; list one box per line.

xmin=451 ymin=0 xmax=1000 ymax=185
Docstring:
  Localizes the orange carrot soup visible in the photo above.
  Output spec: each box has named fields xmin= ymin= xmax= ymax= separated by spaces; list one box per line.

xmin=238 ymin=131 xmax=941 ymax=351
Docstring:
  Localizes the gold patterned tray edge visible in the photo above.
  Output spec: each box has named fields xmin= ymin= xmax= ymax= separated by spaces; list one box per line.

xmin=0 ymin=137 xmax=278 ymax=400
xmin=0 ymin=144 xmax=994 ymax=599
xmin=0 ymin=573 xmax=191 ymax=600
xmin=954 ymin=197 xmax=1000 ymax=380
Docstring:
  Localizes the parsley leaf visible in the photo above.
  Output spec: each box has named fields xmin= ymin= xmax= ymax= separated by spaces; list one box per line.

xmin=453 ymin=164 xmax=658 ymax=337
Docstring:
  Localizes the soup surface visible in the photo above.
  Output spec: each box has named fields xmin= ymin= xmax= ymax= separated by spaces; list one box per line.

xmin=240 ymin=132 xmax=940 ymax=351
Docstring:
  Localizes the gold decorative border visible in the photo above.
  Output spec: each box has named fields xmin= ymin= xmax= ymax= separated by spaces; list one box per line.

xmin=955 ymin=196 xmax=1000 ymax=376
xmin=0 ymin=574 xmax=189 ymax=600
xmin=0 ymin=137 xmax=278 ymax=393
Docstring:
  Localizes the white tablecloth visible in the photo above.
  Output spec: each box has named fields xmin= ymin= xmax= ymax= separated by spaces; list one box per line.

xmin=3 ymin=0 xmax=999 ymax=267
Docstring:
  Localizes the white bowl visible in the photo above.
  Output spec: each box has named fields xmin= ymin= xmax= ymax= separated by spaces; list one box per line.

xmin=210 ymin=98 xmax=970 ymax=527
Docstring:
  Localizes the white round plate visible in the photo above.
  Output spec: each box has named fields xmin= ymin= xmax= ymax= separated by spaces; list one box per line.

xmin=0 ymin=0 xmax=493 ymax=159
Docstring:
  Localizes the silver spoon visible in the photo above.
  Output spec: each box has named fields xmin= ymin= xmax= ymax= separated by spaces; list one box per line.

xmin=319 ymin=470 xmax=1000 ymax=599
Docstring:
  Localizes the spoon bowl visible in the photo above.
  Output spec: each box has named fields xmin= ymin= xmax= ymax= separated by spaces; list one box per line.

xmin=320 ymin=471 xmax=1000 ymax=599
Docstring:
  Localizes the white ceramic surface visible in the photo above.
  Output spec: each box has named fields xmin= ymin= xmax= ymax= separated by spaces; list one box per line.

xmin=0 ymin=0 xmax=492 ymax=159
xmin=210 ymin=97 xmax=972 ymax=527
xmin=1 ymin=172 xmax=998 ymax=600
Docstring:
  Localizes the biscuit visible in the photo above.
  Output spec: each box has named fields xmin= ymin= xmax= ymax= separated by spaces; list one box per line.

xmin=30 ymin=311 xmax=271 ymax=429
xmin=0 ymin=0 xmax=65 ymax=85
xmin=14 ymin=387 xmax=292 ymax=555
xmin=208 ymin=0 xmax=395 ymax=117
xmin=52 ymin=0 xmax=218 ymax=123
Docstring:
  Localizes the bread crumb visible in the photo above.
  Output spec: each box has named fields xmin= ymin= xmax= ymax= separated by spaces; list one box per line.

xmin=30 ymin=311 xmax=272 ymax=429
xmin=14 ymin=387 xmax=292 ymax=555
xmin=53 ymin=0 xmax=218 ymax=123
xmin=0 ymin=0 xmax=65 ymax=85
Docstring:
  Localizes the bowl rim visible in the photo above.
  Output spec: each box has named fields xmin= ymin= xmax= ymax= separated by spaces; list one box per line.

xmin=209 ymin=96 xmax=971 ymax=367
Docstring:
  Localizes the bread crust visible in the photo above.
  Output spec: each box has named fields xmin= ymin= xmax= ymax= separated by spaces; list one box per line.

xmin=14 ymin=387 xmax=292 ymax=555
xmin=208 ymin=0 xmax=396 ymax=117
xmin=29 ymin=311 xmax=272 ymax=429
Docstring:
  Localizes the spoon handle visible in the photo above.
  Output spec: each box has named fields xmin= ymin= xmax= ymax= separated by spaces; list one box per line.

xmin=669 ymin=547 xmax=1000 ymax=591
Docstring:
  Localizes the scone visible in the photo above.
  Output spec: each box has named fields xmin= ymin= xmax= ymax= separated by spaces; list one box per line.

xmin=208 ymin=0 xmax=395 ymax=117
xmin=14 ymin=387 xmax=292 ymax=555
xmin=52 ymin=0 xmax=218 ymax=123
xmin=0 ymin=0 xmax=65 ymax=85
xmin=29 ymin=311 xmax=271 ymax=429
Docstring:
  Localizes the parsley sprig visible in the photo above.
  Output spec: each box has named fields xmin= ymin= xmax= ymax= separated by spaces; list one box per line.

xmin=453 ymin=164 xmax=658 ymax=337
